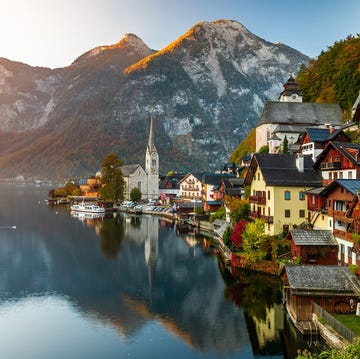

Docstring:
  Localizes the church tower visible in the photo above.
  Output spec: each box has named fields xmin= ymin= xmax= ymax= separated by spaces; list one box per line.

xmin=279 ymin=74 xmax=303 ymax=102
xmin=145 ymin=115 xmax=159 ymax=199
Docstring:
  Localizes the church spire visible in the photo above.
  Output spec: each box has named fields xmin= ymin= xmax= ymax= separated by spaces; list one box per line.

xmin=147 ymin=113 xmax=157 ymax=153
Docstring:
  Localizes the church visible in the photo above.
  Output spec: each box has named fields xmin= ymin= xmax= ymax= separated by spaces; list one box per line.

xmin=255 ymin=75 xmax=343 ymax=153
xmin=121 ymin=116 xmax=159 ymax=200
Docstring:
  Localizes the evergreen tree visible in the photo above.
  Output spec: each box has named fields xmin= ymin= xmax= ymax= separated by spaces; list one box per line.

xmin=282 ymin=135 xmax=289 ymax=154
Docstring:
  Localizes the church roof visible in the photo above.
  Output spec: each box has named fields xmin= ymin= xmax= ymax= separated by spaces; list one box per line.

xmin=258 ymin=102 xmax=343 ymax=126
xmin=121 ymin=164 xmax=143 ymax=176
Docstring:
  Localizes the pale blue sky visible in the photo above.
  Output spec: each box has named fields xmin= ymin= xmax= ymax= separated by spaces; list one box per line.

xmin=0 ymin=0 xmax=359 ymax=69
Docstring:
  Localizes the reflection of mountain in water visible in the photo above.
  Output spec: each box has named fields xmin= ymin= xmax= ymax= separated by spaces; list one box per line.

xmin=0 ymin=185 xmax=253 ymax=356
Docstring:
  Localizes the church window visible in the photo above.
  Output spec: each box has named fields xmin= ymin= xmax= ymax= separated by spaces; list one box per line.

xmin=138 ymin=182 xmax=141 ymax=191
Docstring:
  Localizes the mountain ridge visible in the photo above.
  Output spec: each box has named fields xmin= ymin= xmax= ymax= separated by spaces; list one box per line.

xmin=0 ymin=19 xmax=309 ymax=179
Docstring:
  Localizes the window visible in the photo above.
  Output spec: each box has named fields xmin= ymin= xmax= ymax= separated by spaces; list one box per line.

xmin=284 ymin=191 xmax=291 ymax=200
xmin=285 ymin=209 xmax=291 ymax=218
xmin=138 ymin=182 xmax=141 ymax=191
xmin=257 ymin=173 xmax=260 ymax=181
xmin=348 ymin=171 xmax=353 ymax=179
xmin=268 ymin=191 xmax=270 ymax=200
xmin=299 ymin=209 xmax=305 ymax=218
xmin=339 ymin=172 xmax=343 ymax=179
xmin=299 ymin=191 xmax=305 ymax=200
xmin=329 ymin=173 xmax=332 ymax=180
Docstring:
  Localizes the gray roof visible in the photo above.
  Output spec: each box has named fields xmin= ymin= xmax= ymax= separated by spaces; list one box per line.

xmin=121 ymin=164 xmax=143 ymax=176
xmin=258 ymin=102 xmax=343 ymax=126
xmin=290 ymin=229 xmax=337 ymax=246
xmin=285 ymin=265 xmax=360 ymax=295
xmin=245 ymin=154 xmax=323 ymax=187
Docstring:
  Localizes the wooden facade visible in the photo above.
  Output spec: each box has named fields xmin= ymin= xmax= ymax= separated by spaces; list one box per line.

xmin=282 ymin=265 xmax=360 ymax=322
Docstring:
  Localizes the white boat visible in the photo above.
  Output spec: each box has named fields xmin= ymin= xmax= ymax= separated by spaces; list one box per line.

xmin=71 ymin=212 xmax=104 ymax=221
xmin=70 ymin=201 xmax=105 ymax=214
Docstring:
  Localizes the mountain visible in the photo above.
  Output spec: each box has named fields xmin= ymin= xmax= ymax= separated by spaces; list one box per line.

xmin=0 ymin=20 xmax=309 ymax=179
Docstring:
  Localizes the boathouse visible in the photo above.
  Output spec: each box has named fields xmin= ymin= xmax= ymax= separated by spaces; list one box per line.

xmin=282 ymin=265 xmax=360 ymax=323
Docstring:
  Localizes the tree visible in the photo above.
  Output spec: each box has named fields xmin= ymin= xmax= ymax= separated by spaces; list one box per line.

xmin=130 ymin=187 xmax=142 ymax=203
xmin=282 ymin=135 xmax=289 ymax=154
xmin=226 ymin=197 xmax=250 ymax=224
xmin=230 ymin=219 xmax=247 ymax=250
xmin=242 ymin=219 xmax=267 ymax=261
xmin=99 ymin=153 xmax=125 ymax=202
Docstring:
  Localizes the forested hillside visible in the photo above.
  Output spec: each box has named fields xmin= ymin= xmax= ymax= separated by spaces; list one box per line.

xmin=229 ymin=35 xmax=360 ymax=165
xmin=296 ymin=35 xmax=360 ymax=119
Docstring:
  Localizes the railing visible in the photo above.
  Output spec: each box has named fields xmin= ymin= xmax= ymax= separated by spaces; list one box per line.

xmin=312 ymin=302 xmax=358 ymax=344
xmin=320 ymin=160 xmax=341 ymax=170
xmin=248 ymin=212 xmax=273 ymax=223
xmin=249 ymin=195 xmax=266 ymax=204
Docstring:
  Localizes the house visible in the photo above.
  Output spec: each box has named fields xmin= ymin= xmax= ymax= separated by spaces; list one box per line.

xmin=320 ymin=179 xmax=360 ymax=265
xmin=300 ymin=128 xmax=350 ymax=161
xmin=244 ymin=153 xmax=323 ymax=235
xmin=158 ymin=174 xmax=183 ymax=201
xmin=287 ymin=229 xmax=338 ymax=265
xmin=178 ymin=173 xmax=202 ymax=202
xmin=256 ymin=76 xmax=343 ymax=152
xmin=314 ymin=141 xmax=360 ymax=185
xmin=79 ymin=174 xmax=102 ymax=197
xmin=201 ymin=173 xmax=236 ymax=212
xmin=282 ymin=265 xmax=360 ymax=323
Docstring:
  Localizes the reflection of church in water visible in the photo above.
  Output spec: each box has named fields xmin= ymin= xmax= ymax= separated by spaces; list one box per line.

xmin=123 ymin=215 xmax=159 ymax=305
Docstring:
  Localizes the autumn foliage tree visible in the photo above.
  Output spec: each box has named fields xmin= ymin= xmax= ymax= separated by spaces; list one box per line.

xmin=230 ymin=219 xmax=247 ymax=250
xmin=100 ymin=153 xmax=125 ymax=202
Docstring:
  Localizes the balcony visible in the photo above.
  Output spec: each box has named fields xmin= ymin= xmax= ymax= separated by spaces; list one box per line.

xmin=320 ymin=161 xmax=341 ymax=170
xmin=248 ymin=212 xmax=273 ymax=223
xmin=249 ymin=195 xmax=266 ymax=204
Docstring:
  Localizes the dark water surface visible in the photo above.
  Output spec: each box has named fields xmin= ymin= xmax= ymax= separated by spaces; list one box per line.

xmin=0 ymin=184 xmax=325 ymax=358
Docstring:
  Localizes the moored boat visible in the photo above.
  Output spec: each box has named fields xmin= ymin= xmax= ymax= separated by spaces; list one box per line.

xmin=70 ymin=201 xmax=105 ymax=214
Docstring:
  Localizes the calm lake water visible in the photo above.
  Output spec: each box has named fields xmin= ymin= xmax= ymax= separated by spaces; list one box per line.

xmin=0 ymin=184 xmax=326 ymax=359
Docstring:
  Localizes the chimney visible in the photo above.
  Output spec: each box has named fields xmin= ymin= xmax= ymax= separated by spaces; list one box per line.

xmin=296 ymin=153 xmax=304 ymax=172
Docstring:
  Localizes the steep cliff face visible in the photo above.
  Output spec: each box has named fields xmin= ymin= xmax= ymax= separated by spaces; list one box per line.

xmin=0 ymin=20 xmax=309 ymax=179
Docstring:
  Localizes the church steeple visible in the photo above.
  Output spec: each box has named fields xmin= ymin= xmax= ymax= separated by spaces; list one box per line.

xmin=279 ymin=73 xmax=303 ymax=102
xmin=145 ymin=114 xmax=159 ymax=176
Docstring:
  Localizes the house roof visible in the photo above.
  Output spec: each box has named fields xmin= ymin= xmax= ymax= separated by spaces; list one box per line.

xmin=202 ymin=173 xmax=236 ymax=185
xmin=244 ymin=154 xmax=323 ymax=187
xmin=289 ymin=229 xmax=337 ymax=246
xmin=304 ymin=128 xmax=348 ymax=142
xmin=321 ymin=179 xmax=360 ymax=196
xmin=258 ymin=102 xmax=343 ymax=126
xmin=284 ymin=265 xmax=360 ymax=295
xmin=315 ymin=141 xmax=360 ymax=168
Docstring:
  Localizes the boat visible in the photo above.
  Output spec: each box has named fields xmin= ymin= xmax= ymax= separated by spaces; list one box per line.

xmin=70 ymin=201 xmax=105 ymax=214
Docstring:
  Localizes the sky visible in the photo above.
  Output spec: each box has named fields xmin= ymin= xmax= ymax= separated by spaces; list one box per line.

xmin=0 ymin=0 xmax=359 ymax=69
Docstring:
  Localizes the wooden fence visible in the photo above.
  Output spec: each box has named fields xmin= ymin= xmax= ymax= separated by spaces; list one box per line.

xmin=312 ymin=302 xmax=358 ymax=344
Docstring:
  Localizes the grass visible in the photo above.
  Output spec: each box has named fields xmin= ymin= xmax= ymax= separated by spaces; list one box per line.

xmin=333 ymin=314 xmax=360 ymax=336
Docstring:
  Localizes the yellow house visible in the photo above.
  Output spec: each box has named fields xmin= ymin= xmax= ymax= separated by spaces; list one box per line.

xmin=244 ymin=154 xmax=323 ymax=236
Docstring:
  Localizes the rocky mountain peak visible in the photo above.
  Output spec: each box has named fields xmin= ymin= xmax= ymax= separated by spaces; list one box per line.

xmin=73 ymin=33 xmax=153 ymax=65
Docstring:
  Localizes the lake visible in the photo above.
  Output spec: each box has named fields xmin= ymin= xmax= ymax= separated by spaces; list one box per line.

xmin=0 ymin=184 xmax=326 ymax=358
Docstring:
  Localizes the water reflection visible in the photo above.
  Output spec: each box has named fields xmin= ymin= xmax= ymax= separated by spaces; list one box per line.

xmin=0 ymin=184 xmax=320 ymax=358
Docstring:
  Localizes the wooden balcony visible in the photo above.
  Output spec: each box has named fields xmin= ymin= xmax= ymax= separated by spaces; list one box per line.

xmin=249 ymin=195 xmax=266 ymax=204
xmin=248 ymin=212 xmax=273 ymax=223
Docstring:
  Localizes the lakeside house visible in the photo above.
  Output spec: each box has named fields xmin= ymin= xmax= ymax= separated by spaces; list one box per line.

xmin=244 ymin=153 xmax=323 ymax=236
xmin=287 ymin=229 xmax=338 ymax=265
